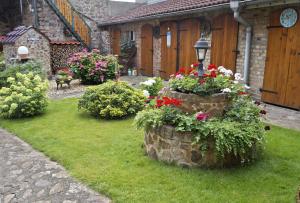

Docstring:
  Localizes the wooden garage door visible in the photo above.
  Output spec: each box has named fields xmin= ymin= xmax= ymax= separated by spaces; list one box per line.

xmin=179 ymin=19 xmax=201 ymax=68
xmin=111 ymin=28 xmax=121 ymax=55
xmin=211 ymin=13 xmax=239 ymax=72
xmin=141 ymin=24 xmax=153 ymax=76
xmin=262 ymin=9 xmax=300 ymax=109
xmin=160 ymin=21 xmax=177 ymax=79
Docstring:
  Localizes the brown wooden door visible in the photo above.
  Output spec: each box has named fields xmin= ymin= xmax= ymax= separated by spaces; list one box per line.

xmin=160 ymin=21 xmax=178 ymax=79
xmin=141 ymin=24 xmax=153 ymax=76
xmin=211 ymin=13 xmax=239 ymax=72
xmin=111 ymin=28 xmax=121 ymax=56
xmin=262 ymin=9 xmax=300 ymax=109
xmin=179 ymin=19 xmax=201 ymax=68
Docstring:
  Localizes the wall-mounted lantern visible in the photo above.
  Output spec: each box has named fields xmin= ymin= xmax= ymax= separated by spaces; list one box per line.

xmin=17 ymin=46 xmax=29 ymax=61
xmin=194 ymin=36 xmax=209 ymax=77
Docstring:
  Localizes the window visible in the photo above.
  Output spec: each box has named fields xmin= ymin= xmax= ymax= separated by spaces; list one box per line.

xmin=130 ymin=31 xmax=135 ymax=41
xmin=167 ymin=31 xmax=171 ymax=48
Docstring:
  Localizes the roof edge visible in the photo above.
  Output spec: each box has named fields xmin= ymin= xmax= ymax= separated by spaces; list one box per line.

xmin=98 ymin=2 xmax=230 ymax=27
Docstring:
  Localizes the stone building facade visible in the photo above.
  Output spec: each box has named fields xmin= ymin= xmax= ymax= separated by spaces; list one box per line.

xmin=3 ymin=27 xmax=51 ymax=74
xmin=100 ymin=1 xmax=300 ymax=109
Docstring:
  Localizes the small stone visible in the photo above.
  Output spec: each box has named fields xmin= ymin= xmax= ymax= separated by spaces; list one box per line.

xmin=52 ymin=171 xmax=68 ymax=178
xmin=4 ymin=194 xmax=15 ymax=203
xmin=11 ymin=169 xmax=22 ymax=175
xmin=36 ymin=189 xmax=45 ymax=198
xmin=23 ymin=189 xmax=32 ymax=199
xmin=35 ymin=179 xmax=51 ymax=187
xmin=63 ymin=200 xmax=77 ymax=203
xmin=50 ymin=183 xmax=64 ymax=195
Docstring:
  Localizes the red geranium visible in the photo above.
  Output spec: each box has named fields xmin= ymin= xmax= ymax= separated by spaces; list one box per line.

xmin=238 ymin=91 xmax=248 ymax=95
xmin=199 ymin=79 xmax=205 ymax=84
xmin=210 ymin=71 xmax=217 ymax=78
xmin=208 ymin=64 xmax=217 ymax=71
xmin=156 ymin=97 xmax=182 ymax=108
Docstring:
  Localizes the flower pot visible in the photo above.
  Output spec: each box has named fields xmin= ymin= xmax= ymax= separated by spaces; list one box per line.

xmin=166 ymin=91 xmax=229 ymax=117
xmin=144 ymin=125 xmax=252 ymax=168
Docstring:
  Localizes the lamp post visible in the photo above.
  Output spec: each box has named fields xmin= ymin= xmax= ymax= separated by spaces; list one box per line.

xmin=194 ymin=36 xmax=209 ymax=77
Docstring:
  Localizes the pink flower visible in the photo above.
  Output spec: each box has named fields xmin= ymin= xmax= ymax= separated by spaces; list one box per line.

xmin=196 ymin=112 xmax=209 ymax=121
xmin=175 ymin=74 xmax=184 ymax=79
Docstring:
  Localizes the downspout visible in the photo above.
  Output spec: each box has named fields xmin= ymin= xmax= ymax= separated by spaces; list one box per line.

xmin=230 ymin=0 xmax=252 ymax=85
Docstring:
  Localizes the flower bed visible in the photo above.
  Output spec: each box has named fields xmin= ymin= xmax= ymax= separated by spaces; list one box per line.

xmin=135 ymin=64 xmax=267 ymax=168
xmin=68 ymin=49 xmax=121 ymax=85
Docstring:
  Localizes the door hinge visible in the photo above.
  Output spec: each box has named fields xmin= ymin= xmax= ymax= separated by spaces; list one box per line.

xmin=260 ymin=88 xmax=278 ymax=94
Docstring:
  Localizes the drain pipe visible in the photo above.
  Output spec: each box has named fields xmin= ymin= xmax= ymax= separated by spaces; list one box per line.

xmin=230 ymin=0 xmax=252 ymax=85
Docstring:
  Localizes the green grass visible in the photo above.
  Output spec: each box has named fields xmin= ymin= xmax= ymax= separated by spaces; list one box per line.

xmin=1 ymin=98 xmax=300 ymax=203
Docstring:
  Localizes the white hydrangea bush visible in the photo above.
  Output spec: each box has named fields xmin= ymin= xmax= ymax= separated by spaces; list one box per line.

xmin=0 ymin=72 xmax=48 ymax=118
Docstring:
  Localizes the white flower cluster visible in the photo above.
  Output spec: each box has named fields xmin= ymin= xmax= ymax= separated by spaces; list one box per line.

xmin=218 ymin=66 xmax=233 ymax=77
xmin=140 ymin=78 xmax=156 ymax=86
xmin=143 ymin=90 xmax=150 ymax=97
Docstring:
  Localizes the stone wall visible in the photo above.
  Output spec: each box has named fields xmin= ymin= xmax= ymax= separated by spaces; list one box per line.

xmin=69 ymin=0 xmax=109 ymax=49
xmin=145 ymin=125 xmax=243 ymax=168
xmin=50 ymin=43 xmax=82 ymax=73
xmin=3 ymin=28 xmax=51 ymax=75
xmin=166 ymin=91 xmax=229 ymax=116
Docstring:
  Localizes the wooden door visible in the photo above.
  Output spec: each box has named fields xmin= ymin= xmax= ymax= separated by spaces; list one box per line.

xmin=141 ymin=24 xmax=153 ymax=76
xmin=111 ymin=28 xmax=121 ymax=55
xmin=211 ymin=13 xmax=239 ymax=72
xmin=262 ymin=9 xmax=300 ymax=109
xmin=179 ymin=19 xmax=201 ymax=68
xmin=160 ymin=21 xmax=178 ymax=79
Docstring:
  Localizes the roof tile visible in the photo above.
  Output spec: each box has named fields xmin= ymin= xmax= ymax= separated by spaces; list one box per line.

xmin=100 ymin=0 xmax=230 ymax=25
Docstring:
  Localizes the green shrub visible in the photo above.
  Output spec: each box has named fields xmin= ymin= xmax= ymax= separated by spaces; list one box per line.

xmin=0 ymin=60 xmax=46 ymax=87
xmin=0 ymin=52 xmax=5 ymax=71
xmin=140 ymin=77 xmax=164 ymax=97
xmin=78 ymin=81 xmax=146 ymax=119
xmin=0 ymin=73 xmax=48 ymax=118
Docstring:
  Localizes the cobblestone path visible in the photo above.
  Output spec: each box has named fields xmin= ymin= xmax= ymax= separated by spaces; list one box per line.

xmin=0 ymin=128 xmax=110 ymax=203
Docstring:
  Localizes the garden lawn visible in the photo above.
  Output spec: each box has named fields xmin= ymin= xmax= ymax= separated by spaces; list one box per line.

xmin=1 ymin=98 xmax=300 ymax=203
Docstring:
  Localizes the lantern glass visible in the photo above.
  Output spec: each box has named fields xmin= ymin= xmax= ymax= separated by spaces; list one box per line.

xmin=196 ymin=48 xmax=207 ymax=61
xmin=194 ymin=36 xmax=209 ymax=62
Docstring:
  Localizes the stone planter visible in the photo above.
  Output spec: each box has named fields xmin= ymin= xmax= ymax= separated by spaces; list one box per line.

xmin=145 ymin=125 xmax=245 ymax=168
xmin=166 ymin=91 xmax=229 ymax=116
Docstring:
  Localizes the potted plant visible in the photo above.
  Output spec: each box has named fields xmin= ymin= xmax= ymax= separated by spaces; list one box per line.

xmin=135 ymin=64 xmax=267 ymax=168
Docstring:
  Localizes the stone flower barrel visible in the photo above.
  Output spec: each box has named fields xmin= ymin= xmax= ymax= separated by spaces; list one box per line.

xmin=166 ymin=91 xmax=229 ymax=116
xmin=145 ymin=125 xmax=243 ymax=168
xmin=142 ymin=90 xmax=245 ymax=168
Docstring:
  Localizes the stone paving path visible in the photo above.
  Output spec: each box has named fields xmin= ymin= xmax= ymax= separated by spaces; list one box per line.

xmin=264 ymin=103 xmax=300 ymax=131
xmin=0 ymin=128 xmax=110 ymax=203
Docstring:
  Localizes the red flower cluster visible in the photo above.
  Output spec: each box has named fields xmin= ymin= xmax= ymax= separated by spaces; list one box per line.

xmin=176 ymin=67 xmax=196 ymax=75
xmin=203 ymin=71 xmax=217 ymax=78
xmin=156 ymin=97 xmax=182 ymax=108
xmin=238 ymin=91 xmax=248 ymax=96
xmin=203 ymin=64 xmax=218 ymax=78
xmin=208 ymin=64 xmax=217 ymax=71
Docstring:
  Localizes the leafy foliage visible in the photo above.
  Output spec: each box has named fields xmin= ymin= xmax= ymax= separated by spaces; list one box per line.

xmin=0 ymin=60 xmax=46 ymax=87
xmin=0 ymin=73 xmax=48 ymax=118
xmin=0 ymin=52 xmax=5 ymax=71
xmin=68 ymin=49 xmax=121 ymax=85
xmin=140 ymin=77 xmax=164 ymax=96
xmin=78 ymin=81 xmax=146 ymax=119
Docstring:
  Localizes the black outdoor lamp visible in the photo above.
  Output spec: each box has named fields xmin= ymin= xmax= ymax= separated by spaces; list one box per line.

xmin=194 ymin=35 xmax=209 ymax=77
